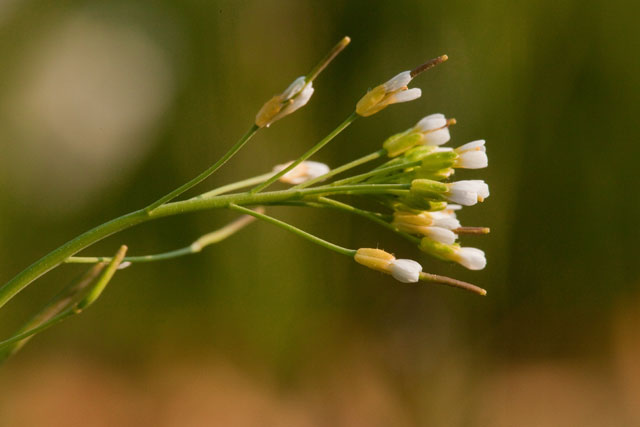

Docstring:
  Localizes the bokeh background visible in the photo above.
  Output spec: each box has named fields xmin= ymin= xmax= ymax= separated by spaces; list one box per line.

xmin=1 ymin=0 xmax=639 ymax=425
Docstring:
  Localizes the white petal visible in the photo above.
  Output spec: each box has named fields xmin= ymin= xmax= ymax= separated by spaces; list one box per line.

xmin=392 ymin=88 xmax=422 ymax=103
xmin=448 ymin=180 xmax=490 ymax=205
xmin=390 ymin=259 xmax=422 ymax=283
xmin=455 ymin=247 xmax=486 ymax=270
xmin=456 ymin=151 xmax=488 ymax=169
xmin=383 ymin=71 xmax=412 ymax=91
xmin=302 ymin=161 xmax=330 ymax=179
xmin=281 ymin=76 xmax=307 ymax=99
xmin=423 ymin=128 xmax=451 ymax=146
xmin=429 ymin=211 xmax=461 ymax=229
xmin=415 ymin=113 xmax=447 ymax=132
xmin=447 ymin=183 xmax=479 ymax=206
xmin=425 ymin=226 xmax=457 ymax=244
xmin=117 ymin=261 xmax=132 ymax=270
xmin=280 ymin=83 xmax=314 ymax=116
xmin=445 ymin=204 xmax=463 ymax=211
xmin=455 ymin=139 xmax=486 ymax=153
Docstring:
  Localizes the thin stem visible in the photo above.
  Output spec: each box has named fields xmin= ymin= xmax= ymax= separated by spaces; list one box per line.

xmin=0 ymin=184 xmax=405 ymax=309
xmin=419 ymin=272 xmax=486 ymax=296
xmin=454 ymin=227 xmax=491 ymax=235
xmin=0 ymin=264 xmax=105 ymax=362
xmin=410 ymin=55 xmax=448 ymax=78
xmin=250 ymin=112 xmax=358 ymax=193
xmin=65 ymin=210 xmax=260 ymax=265
xmin=305 ymin=36 xmax=351 ymax=83
xmin=193 ymin=173 xmax=273 ymax=199
xmin=228 ymin=204 xmax=356 ymax=257
xmin=0 ymin=310 xmax=74 ymax=350
xmin=145 ymin=124 xmax=259 ymax=213
xmin=0 ymin=248 xmax=126 ymax=354
xmin=315 ymin=197 xmax=420 ymax=244
xmin=330 ymin=160 xmax=421 ymax=187
xmin=292 ymin=149 xmax=386 ymax=190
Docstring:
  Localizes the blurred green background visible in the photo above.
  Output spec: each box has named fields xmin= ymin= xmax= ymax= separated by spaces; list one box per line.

xmin=1 ymin=0 xmax=639 ymax=425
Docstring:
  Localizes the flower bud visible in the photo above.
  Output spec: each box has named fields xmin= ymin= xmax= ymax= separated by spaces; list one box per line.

xmin=409 ymin=179 xmax=449 ymax=200
xmin=454 ymin=140 xmax=487 ymax=169
xmin=354 ymin=248 xmax=395 ymax=273
xmin=274 ymin=161 xmax=330 ymax=185
xmin=390 ymin=259 xmax=422 ymax=283
xmin=382 ymin=114 xmax=454 ymax=158
xmin=414 ymin=114 xmax=451 ymax=146
xmin=256 ymin=76 xmax=314 ymax=128
xmin=419 ymin=239 xmax=486 ymax=270
xmin=446 ymin=180 xmax=490 ymax=206
xmin=356 ymin=71 xmax=422 ymax=117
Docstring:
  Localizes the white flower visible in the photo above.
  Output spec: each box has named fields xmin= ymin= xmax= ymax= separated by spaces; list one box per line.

xmin=391 ymin=88 xmax=422 ymax=103
xmin=453 ymin=247 xmax=486 ymax=270
xmin=356 ymin=71 xmax=421 ymax=117
xmin=414 ymin=113 xmax=451 ymax=146
xmin=423 ymin=226 xmax=457 ymax=244
xmin=255 ymin=76 xmax=314 ymax=128
xmin=429 ymin=210 xmax=461 ymax=230
xmin=454 ymin=140 xmax=487 ymax=169
xmin=446 ymin=180 xmax=490 ymax=206
xmin=276 ymin=81 xmax=314 ymax=121
xmin=383 ymin=71 xmax=412 ymax=91
xmin=390 ymin=259 xmax=422 ymax=283
xmin=275 ymin=161 xmax=330 ymax=184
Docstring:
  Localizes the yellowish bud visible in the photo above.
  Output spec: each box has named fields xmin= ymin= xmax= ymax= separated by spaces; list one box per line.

xmin=255 ymin=96 xmax=291 ymax=128
xmin=355 ymin=85 xmax=387 ymax=117
xmin=354 ymin=248 xmax=395 ymax=273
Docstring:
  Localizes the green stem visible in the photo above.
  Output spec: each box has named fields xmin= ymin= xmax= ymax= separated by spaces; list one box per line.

xmin=66 ymin=211 xmax=259 ymax=265
xmin=314 ymin=197 xmax=420 ymax=244
xmin=0 ymin=248 xmax=126 ymax=354
xmin=193 ymin=172 xmax=273 ymax=199
xmin=1 ymin=184 xmax=403 ymax=309
xmin=330 ymin=160 xmax=421 ymax=187
xmin=145 ymin=124 xmax=259 ymax=212
xmin=228 ymin=204 xmax=356 ymax=257
xmin=291 ymin=149 xmax=386 ymax=190
xmin=0 ymin=310 xmax=74 ymax=350
xmin=250 ymin=112 xmax=358 ymax=193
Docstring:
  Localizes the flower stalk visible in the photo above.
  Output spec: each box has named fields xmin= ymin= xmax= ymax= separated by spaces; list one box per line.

xmin=1 ymin=37 xmax=491 ymax=362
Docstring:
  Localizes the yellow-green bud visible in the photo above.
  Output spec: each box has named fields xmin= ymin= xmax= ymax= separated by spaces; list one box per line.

xmin=410 ymin=179 xmax=448 ymax=198
xmin=419 ymin=238 xmax=457 ymax=261
xmin=383 ymin=131 xmax=423 ymax=157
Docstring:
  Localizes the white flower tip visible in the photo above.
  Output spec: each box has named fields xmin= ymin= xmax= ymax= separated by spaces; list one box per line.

xmin=425 ymin=226 xmax=457 ymax=245
xmin=117 ymin=261 xmax=132 ymax=270
xmin=390 ymin=259 xmax=422 ymax=283
xmin=456 ymin=247 xmax=486 ymax=270
xmin=384 ymin=71 xmax=412 ymax=91
xmin=456 ymin=139 xmax=486 ymax=153
xmin=276 ymin=160 xmax=329 ymax=184
xmin=448 ymin=180 xmax=490 ymax=205
xmin=415 ymin=114 xmax=447 ymax=132
xmin=456 ymin=151 xmax=488 ymax=169
xmin=393 ymin=88 xmax=422 ymax=103
xmin=282 ymin=76 xmax=307 ymax=100
xmin=281 ymin=83 xmax=314 ymax=116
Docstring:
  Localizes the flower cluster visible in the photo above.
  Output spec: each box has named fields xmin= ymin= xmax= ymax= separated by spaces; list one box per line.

xmin=355 ymin=113 xmax=490 ymax=271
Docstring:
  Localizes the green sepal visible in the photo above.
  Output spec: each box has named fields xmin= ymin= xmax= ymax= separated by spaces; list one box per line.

xmin=410 ymin=179 xmax=448 ymax=198
xmin=383 ymin=131 xmax=423 ymax=157
xmin=419 ymin=238 xmax=458 ymax=260
xmin=421 ymin=151 xmax=457 ymax=170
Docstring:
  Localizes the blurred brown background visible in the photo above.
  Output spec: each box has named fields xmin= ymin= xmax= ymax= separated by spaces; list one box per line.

xmin=1 ymin=0 xmax=639 ymax=426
